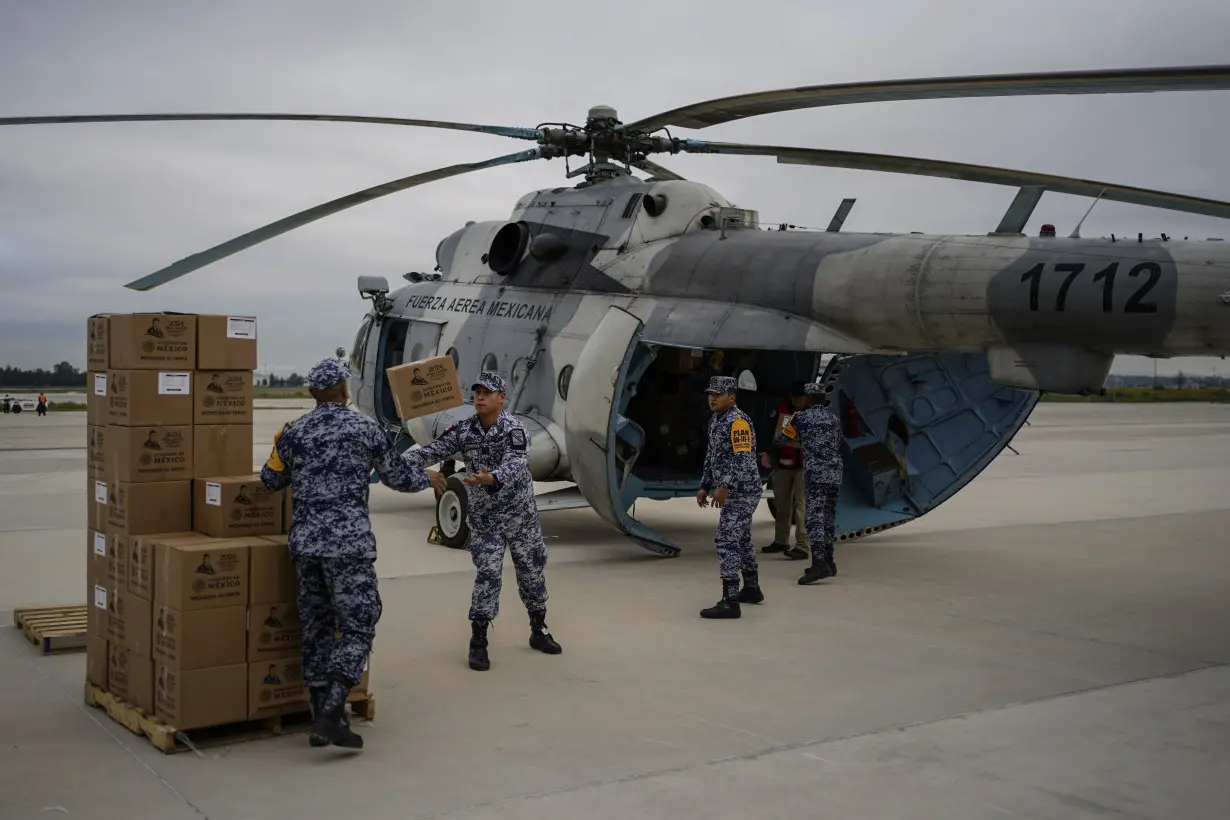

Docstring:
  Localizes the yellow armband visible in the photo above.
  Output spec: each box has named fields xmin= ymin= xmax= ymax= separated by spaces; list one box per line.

xmin=265 ymin=423 xmax=290 ymax=472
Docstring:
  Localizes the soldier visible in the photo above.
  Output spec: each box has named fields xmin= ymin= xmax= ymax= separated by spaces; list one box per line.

xmin=260 ymin=357 xmax=445 ymax=749
xmin=779 ymin=382 xmax=845 ymax=585
xmin=407 ymin=371 xmax=562 ymax=671
xmin=695 ymin=375 xmax=765 ymax=619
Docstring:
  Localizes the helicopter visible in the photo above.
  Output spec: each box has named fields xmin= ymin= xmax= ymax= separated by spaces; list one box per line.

xmin=6 ymin=63 xmax=1230 ymax=557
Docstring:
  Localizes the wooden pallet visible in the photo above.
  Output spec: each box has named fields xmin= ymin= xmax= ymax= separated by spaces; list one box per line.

xmin=84 ymin=681 xmax=375 ymax=754
xmin=12 ymin=605 xmax=88 ymax=654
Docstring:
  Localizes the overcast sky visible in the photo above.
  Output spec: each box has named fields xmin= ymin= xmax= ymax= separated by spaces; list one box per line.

xmin=2 ymin=0 xmax=1228 ymax=377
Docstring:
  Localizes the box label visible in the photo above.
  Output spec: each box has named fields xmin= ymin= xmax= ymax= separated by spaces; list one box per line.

xmin=93 ymin=531 xmax=107 ymax=557
xmin=206 ymin=482 xmax=222 ymax=506
xmin=94 ymin=481 xmax=108 ymax=505
xmin=227 ymin=317 xmax=257 ymax=339
xmin=94 ymin=373 xmax=107 ymax=396
xmin=158 ymin=372 xmax=191 ymax=395
xmin=94 ymin=585 xmax=107 ymax=610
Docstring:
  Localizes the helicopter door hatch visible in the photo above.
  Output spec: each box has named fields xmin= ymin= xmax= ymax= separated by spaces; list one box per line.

xmin=563 ymin=306 xmax=679 ymax=557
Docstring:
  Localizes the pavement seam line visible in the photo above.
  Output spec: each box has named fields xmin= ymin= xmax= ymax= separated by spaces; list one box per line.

xmin=21 ymin=656 xmax=211 ymax=820
xmin=404 ymin=661 xmax=1226 ymax=820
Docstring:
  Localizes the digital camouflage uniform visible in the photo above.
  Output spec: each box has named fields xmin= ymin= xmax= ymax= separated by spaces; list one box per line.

xmin=407 ymin=371 xmax=560 ymax=669
xmin=261 ymin=357 xmax=431 ymax=746
xmin=699 ymin=375 xmax=765 ymax=618
xmin=780 ymin=382 xmax=845 ymax=584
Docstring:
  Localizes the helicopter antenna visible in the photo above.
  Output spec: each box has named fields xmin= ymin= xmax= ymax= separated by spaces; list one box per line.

xmin=1069 ymin=188 xmax=1106 ymax=238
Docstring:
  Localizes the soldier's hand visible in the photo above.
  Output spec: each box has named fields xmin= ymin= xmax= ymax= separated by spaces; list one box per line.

xmin=428 ymin=470 xmax=447 ymax=494
xmin=713 ymin=487 xmax=729 ymax=508
xmin=696 ymin=490 xmax=709 ymax=508
xmin=463 ymin=467 xmax=495 ymax=486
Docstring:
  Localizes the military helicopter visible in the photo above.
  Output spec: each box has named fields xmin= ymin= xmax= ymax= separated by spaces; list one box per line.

xmin=7 ymin=63 xmax=1230 ymax=556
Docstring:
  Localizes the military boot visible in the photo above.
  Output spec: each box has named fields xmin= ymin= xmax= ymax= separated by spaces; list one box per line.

xmin=798 ymin=561 xmax=834 ymax=585
xmin=528 ymin=610 xmax=562 ymax=655
xmin=469 ymin=619 xmax=491 ymax=671
xmin=309 ymin=678 xmax=364 ymax=750
xmin=737 ymin=572 xmax=765 ymax=605
xmin=701 ymin=581 xmax=742 ymax=619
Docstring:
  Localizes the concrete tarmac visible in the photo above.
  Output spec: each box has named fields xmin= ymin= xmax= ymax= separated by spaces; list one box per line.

xmin=1 ymin=403 xmax=1228 ymax=818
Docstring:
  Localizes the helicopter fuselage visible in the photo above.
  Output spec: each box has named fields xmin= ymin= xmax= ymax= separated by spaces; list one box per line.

xmin=346 ymin=173 xmax=1229 ymax=553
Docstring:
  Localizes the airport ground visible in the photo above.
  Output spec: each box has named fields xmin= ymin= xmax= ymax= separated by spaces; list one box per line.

xmin=1 ymin=402 xmax=1228 ymax=818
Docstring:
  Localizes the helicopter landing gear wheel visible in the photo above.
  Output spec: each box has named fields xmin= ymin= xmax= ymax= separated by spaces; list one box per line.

xmin=435 ymin=475 xmax=471 ymax=550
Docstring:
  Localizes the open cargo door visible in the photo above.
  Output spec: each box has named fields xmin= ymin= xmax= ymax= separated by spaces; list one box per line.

xmin=564 ymin=306 xmax=679 ymax=557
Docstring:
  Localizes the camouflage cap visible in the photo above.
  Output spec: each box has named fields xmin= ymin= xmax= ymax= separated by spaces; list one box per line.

xmin=306 ymin=358 xmax=350 ymax=390
xmin=472 ymin=371 xmax=507 ymax=393
xmin=705 ymin=375 xmax=738 ymax=394
xmin=803 ymin=382 xmax=828 ymax=396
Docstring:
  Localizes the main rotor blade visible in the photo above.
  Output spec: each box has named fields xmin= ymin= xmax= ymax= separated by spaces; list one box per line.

xmin=627 ymin=64 xmax=1230 ymax=131
xmin=123 ymin=147 xmax=545 ymax=291
xmin=0 ymin=113 xmax=541 ymax=141
xmin=682 ymin=140 xmax=1230 ymax=221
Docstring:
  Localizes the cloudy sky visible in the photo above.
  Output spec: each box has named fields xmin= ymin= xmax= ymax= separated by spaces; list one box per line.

xmin=2 ymin=0 xmax=1228 ymax=376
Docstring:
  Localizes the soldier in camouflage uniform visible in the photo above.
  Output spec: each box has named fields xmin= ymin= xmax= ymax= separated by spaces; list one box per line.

xmin=261 ymin=357 xmax=444 ymax=749
xmin=779 ymin=382 xmax=845 ymax=585
xmin=407 ymin=371 xmax=562 ymax=671
xmin=695 ymin=375 xmax=765 ymax=619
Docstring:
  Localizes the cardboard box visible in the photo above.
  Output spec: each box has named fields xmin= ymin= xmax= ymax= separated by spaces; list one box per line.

xmin=106 ymin=587 xmax=153 ymax=656
xmin=105 ymin=425 xmax=193 ymax=484
xmin=153 ymin=604 xmax=248 ymax=671
xmin=194 ymin=475 xmax=282 ymax=538
xmin=194 ymin=424 xmax=254 ymax=478
xmin=87 ymin=633 xmax=109 ymax=691
xmin=106 ymin=530 xmax=129 ymax=589
xmin=87 ymin=425 xmax=106 ymax=478
xmin=88 ymin=581 xmax=109 ymax=641
xmin=154 ymin=537 xmax=259 ymax=611
xmin=88 ymin=530 xmax=109 ymax=588
xmin=108 ymin=313 xmax=197 ymax=370
xmin=197 ymin=315 xmax=258 ymax=371
xmin=155 ymin=663 xmax=248 ymax=731
xmin=385 ymin=355 xmax=463 ymax=420
xmin=87 ymin=314 xmax=111 ymax=371
xmin=108 ymin=480 xmax=192 ymax=535
xmin=248 ymin=658 xmax=306 ymax=718
xmin=247 ymin=601 xmax=302 ymax=663
xmin=129 ymin=531 xmax=213 ymax=600
xmin=107 ymin=370 xmax=193 ymax=427
xmin=88 ymin=374 xmax=109 ymax=425
xmin=193 ymin=371 xmax=253 ymax=425
xmin=109 ymin=645 xmax=154 ymax=713
xmin=250 ymin=536 xmax=296 ymax=605
xmin=89 ymin=479 xmax=109 ymax=532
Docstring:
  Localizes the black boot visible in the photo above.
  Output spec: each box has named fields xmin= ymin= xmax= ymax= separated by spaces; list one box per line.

xmin=737 ymin=573 xmax=764 ymax=605
xmin=469 ymin=619 xmax=491 ymax=671
xmin=798 ymin=561 xmax=834 ymax=585
xmin=826 ymin=547 xmax=837 ymax=576
xmin=310 ymin=678 xmax=364 ymax=750
xmin=528 ymin=610 xmax=562 ymax=655
xmin=701 ymin=581 xmax=742 ymax=619
xmin=308 ymin=686 xmax=329 ymax=747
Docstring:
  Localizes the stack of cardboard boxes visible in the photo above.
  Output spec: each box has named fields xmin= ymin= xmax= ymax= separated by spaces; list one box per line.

xmin=83 ymin=312 xmax=362 ymax=732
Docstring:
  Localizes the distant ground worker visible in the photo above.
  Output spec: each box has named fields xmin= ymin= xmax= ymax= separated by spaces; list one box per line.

xmin=37 ymin=393 xmax=47 ymax=416
xmin=696 ymin=375 xmax=764 ymax=619
xmin=780 ymin=382 xmax=845 ymax=585
xmin=260 ymin=357 xmax=445 ymax=750
xmin=407 ymin=371 xmax=563 ymax=672
xmin=760 ymin=380 xmax=809 ymax=560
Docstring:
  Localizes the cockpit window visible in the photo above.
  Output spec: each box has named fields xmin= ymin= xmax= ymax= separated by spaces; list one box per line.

xmin=350 ymin=317 xmax=373 ymax=371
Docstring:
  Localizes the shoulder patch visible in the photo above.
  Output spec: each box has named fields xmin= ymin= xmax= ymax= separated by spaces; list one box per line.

xmin=509 ymin=427 xmax=528 ymax=452
xmin=730 ymin=416 xmax=753 ymax=454
xmin=781 ymin=414 xmax=798 ymax=441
